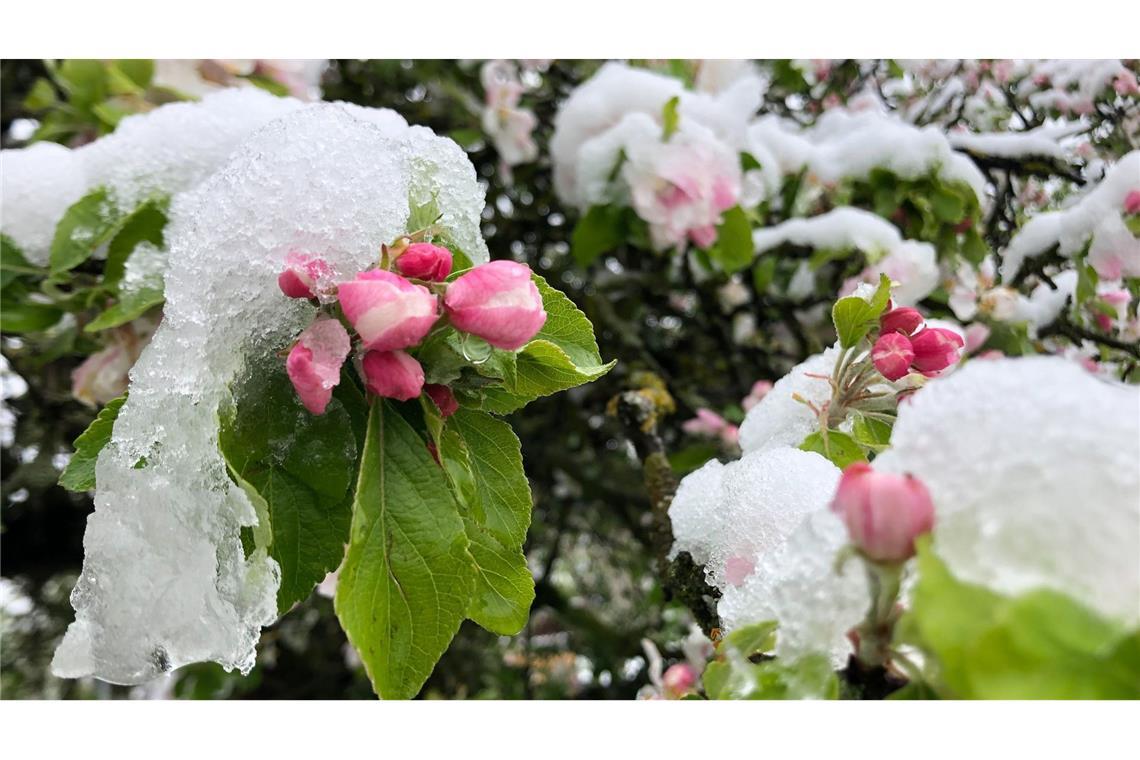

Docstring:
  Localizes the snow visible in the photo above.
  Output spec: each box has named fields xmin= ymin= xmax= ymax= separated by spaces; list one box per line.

xmin=738 ymin=345 xmax=839 ymax=454
xmin=1017 ymin=60 xmax=1130 ymax=114
xmin=875 ymin=357 xmax=1140 ymax=624
xmin=551 ymin=61 xmax=761 ymax=207
xmin=753 ymin=208 xmax=940 ymax=305
xmin=669 ymin=445 xmax=860 ymax=666
xmin=1001 ymin=151 xmax=1140 ymax=281
xmin=77 ymin=89 xmax=309 ymax=209
xmin=52 ymin=103 xmax=489 ymax=684
xmin=668 ymin=446 xmax=841 ymax=589
xmin=948 ymin=121 xmax=1085 ymax=161
xmin=0 ymin=142 xmax=87 ymax=265
xmin=120 ymin=242 xmax=167 ymax=295
xmin=1013 ymin=269 xmax=1078 ymax=331
xmin=748 ymin=109 xmax=987 ymax=202
xmin=3 ymin=88 xmax=417 ymax=294
xmin=718 ymin=508 xmax=867 ymax=667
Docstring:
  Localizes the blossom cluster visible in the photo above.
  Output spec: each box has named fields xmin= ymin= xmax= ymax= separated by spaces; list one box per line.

xmin=871 ymin=306 xmax=965 ymax=381
xmin=280 ymin=243 xmax=546 ymax=415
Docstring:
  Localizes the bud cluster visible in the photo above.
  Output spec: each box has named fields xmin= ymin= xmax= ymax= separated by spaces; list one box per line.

xmin=278 ymin=242 xmax=547 ymax=415
xmin=871 ymin=306 xmax=965 ymax=381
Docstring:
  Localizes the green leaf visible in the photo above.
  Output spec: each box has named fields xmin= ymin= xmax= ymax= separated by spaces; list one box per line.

xmin=55 ymin=59 xmax=108 ymax=107
xmin=463 ymin=520 xmax=534 ymax=635
xmin=58 ymin=394 xmax=127 ymax=492
xmin=85 ymin=286 xmax=164 ymax=333
xmin=24 ymin=78 xmax=58 ymax=110
xmin=800 ymin=430 xmax=867 ymax=468
xmin=407 ymin=193 xmax=442 ymax=234
xmin=661 ymin=95 xmax=681 ymax=140
xmin=478 ymin=275 xmax=615 ymax=414
xmin=571 ymin=205 xmax=626 ymax=267
xmin=102 ymin=199 xmax=169 ymax=291
xmin=931 ymin=185 xmax=965 ymax=223
xmin=752 ymin=255 xmax=777 ymax=293
xmin=668 ymin=441 xmax=721 ymax=475
xmin=50 ymin=187 xmax=130 ymax=275
xmin=831 ymin=273 xmax=891 ymax=348
xmin=740 ymin=151 xmax=763 ymax=172
xmin=898 ymin=539 xmax=1140 ymax=699
xmin=335 ymin=402 xmax=475 ymax=699
xmin=706 ymin=205 xmax=753 ymax=272
xmin=444 ymin=408 xmax=535 ymax=634
xmin=961 ymin=229 xmax=988 ymax=265
xmin=721 ymin=620 xmax=778 ymax=658
xmin=112 ymin=60 xmax=154 ymax=90
xmin=851 ymin=413 xmax=893 ymax=454
xmin=1 ymin=236 xmax=40 ymax=291
xmin=704 ymin=653 xmax=838 ymax=700
xmin=219 ymin=361 xmax=358 ymax=613
xmin=0 ymin=301 xmax=63 ymax=333
xmin=1075 ymin=259 xmax=1099 ymax=306
xmin=447 ymin=409 xmax=531 ymax=545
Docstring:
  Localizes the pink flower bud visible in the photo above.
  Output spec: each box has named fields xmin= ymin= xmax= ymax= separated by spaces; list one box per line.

xmin=742 ymin=380 xmax=773 ymax=412
xmin=879 ymin=307 xmax=925 ymax=337
xmin=662 ymin=663 xmax=698 ymax=698
xmin=425 ymin=384 xmax=459 ymax=418
xmin=1124 ymin=190 xmax=1140 ymax=216
xmin=871 ymin=332 xmax=915 ymax=381
xmin=286 ymin=317 xmax=351 ymax=415
xmin=72 ymin=342 xmax=132 ymax=408
xmin=278 ymin=252 xmax=332 ymax=299
xmin=964 ymin=322 xmax=991 ymax=354
xmin=909 ymin=327 xmax=965 ymax=374
xmin=395 ymin=243 xmax=454 ymax=282
xmin=360 ymin=350 xmax=425 ymax=401
xmin=830 ymin=462 xmax=935 ymax=563
xmin=443 ymin=260 xmax=547 ymax=350
xmin=337 ymin=269 xmax=439 ymax=351
xmin=682 ymin=408 xmax=729 ymax=437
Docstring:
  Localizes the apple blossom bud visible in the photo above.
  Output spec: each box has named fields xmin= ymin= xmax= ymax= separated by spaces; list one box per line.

xmin=443 ymin=260 xmax=547 ymax=350
xmin=682 ymin=408 xmax=729 ymax=437
xmin=425 ymin=384 xmax=459 ymax=418
xmin=879 ymin=307 xmax=924 ymax=337
xmin=286 ymin=317 xmax=351 ymax=415
xmin=964 ymin=322 xmax=991 ymax=354
xmin=278 ymin=252 xmax=332 ymax=299
xmin=909 ymin=327 xmax=965 ymax=374
xmin=742 ymin=380 xmax=773 ymax=412
xmin=338 ymin=269 xmax=439 ymax=351
xmin=360 ymin=350 xmax=425 ymax=401
xmin=1125 ymin=190 xmax=1140 ymax=216
xmin=71 ymin=343 xmax=132 ymax=408
xmin=395 ymin=242 xmax=454 ymax=282
xmin=830 ymin=462 xmax=935 ymax=563
xmin=871 ymin=332 xmax=915 ymax=381
xmin=662 ymin=663 xmax=698 ymax=698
